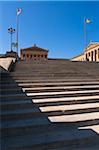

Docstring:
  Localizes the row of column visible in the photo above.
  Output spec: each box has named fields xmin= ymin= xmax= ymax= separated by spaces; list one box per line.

xmin=85 ymin=49 xmax=99 ymax=62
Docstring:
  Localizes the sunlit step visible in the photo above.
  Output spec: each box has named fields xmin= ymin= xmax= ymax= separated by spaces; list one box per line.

xmin=22 ymin=85 xmax=99 ymax=91
xmin=49 ymin=112 xmax=99 ymax=122
xmin=39 ymin=102 xmax=99 ymax=112
xmin=79 ymin=125 xmax=99 ymax=134
xmin=15 ymin=78 xmax=99 ymax=83
xmin=27 ymin=89 xmax=99 ymax=96
xmin=33 ymin=95 xmax=99 ymax=103
xmin=18 ymin=81 xmax=99 ymax=86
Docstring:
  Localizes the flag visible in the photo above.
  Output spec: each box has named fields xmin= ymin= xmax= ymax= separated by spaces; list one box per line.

xmin=85 ymin=18 xmax=91 ymax=23
xmin=17 ymin=8 xmax=22 ymax=15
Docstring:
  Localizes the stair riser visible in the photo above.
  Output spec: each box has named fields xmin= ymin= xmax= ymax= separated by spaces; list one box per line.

xmin=37 ymin=99 xmax=99 ymax=107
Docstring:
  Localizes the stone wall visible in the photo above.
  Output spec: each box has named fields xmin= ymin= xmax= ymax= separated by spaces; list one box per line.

xmin=0 ymin=57 xmax=16 ymax=70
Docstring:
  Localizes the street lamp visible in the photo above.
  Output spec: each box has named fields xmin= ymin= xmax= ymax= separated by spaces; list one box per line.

xmin=8 ymin=27 xmax=15 ymax=52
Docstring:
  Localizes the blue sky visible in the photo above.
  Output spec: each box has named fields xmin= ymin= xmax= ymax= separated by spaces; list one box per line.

xmin=0 ymin=1 xmax=99 ymax=58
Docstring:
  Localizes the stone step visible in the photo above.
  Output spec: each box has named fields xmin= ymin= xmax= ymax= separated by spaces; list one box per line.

xmin=1 ymin=89 xmax=23 ymax=94
xmin=49 ymin=112 xmax=99 ymax=123
xmin=22 ymin=85 xmax=99 ymax=91
xmin=1 ymin=125 xmax=99 ymax=150
xmin=1 ymin=118 xmax=99 ymax=139
xmin=26 ymin=91 xmax=99 ymax=99
xmin=10 ymin=74 xmax=99 ymax=78
xmin=0 ymin=116 xmax=50 ymax=131
xmin=0 ymin=84 xmax=19 ymax=89
xmin=32 ymin=95 xmax=99 ymax=104
xmin=39 ymin=102 xmax=99 ymax=113
xmin=11 ymin=76 xmax=99 ymax=79
xmin=79 ymin=124 xmax=99 ymax=134
xmin=26 ymin=89 xmax=99 ymax=96
xmin=2 ymin=81 xmax=99 ymax=87
xmin=14 ymin=78 xmax=99 ymax=83
xmin=1 ymin=107 xmax=42 ymax=120
xmin=0 ymin=80 xmax=17 ymax=84
xmin=0 ymin=99 xmax=33 ymax=110
xmin=0 ymin=93 xmax=26 ymax=98
xmin=18 ymin=83 xmax=99 ymax=88
xmin=1 ymin=60 xmax=99 ymax=150
xmin=1 ymin=102 xmax=99 ymax=120
xmin=0 ymin=87 xmax=22 ymax=92
xmin=18 ymin=81 xmax=99 ymax=87
xmin=0 ymin=94 xmax=30 ymax=101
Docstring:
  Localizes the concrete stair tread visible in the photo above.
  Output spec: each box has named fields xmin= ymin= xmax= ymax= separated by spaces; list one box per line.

xmin=14 ymin=78 xmax=99 ymax=82
xmin=15 ymin=78 xmax=99 ymax=83
xmin=22 ymin=85 xmax=99 ymax=91
xmin=2 ymin=126 xmax=99 ymax=149
xmin=39 ymin=102 xmax=99 ymax=112
xmin=79 ymin=124 xmax=99 ymax=134
xmin=26 ymin=89 xmax=99 ymax=96
xmin=49 ymin=112 xmax=99 ymax=122
xmin=18 ymin=81 xmax=99 ymax=86
xmin=33 ymin=95 xmax=99 ymax=103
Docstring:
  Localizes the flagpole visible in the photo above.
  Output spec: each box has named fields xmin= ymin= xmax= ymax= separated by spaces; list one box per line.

xmin=16 ymin=10 xmax=19 ymax=58
xmin=84 ymin=17 xmax=87 ymax=52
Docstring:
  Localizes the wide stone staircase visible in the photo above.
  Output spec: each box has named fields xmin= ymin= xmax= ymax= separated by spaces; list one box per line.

xmin=1 ymin=59 xmax=99 ymax=150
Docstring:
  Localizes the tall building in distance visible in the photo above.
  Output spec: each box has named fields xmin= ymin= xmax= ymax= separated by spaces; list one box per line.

xmin=20 ymin=44 xmax=48 ymax=61
xmin=71 ymin=42 xmax=99 ymax=62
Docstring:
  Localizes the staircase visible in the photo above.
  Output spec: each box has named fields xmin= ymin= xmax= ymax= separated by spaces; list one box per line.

xmin=1 ymin=59 xmax=99 ymax=150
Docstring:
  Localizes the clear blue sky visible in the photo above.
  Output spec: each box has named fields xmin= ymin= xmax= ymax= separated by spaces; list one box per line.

xmin=0 ymin=1 xmax=99 ymax=58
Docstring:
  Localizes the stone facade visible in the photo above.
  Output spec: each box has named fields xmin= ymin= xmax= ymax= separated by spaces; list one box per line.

xmin=71 ymin=42 xmax=99 ymax=62
xmin=71 ymin=53 xmax=85 ymax=61
xmin=20 ymin=45 xmax=48 ymax=61
xmin=5 ymin=51 xmax=18 ymax=59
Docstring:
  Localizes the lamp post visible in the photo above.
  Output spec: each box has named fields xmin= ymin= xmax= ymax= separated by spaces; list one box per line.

xmin=8 ymin=27 xmax=15 ymax=52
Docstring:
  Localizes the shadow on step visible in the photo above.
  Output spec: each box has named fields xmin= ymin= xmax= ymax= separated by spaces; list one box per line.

xmin=1 ymin=69 xmax=99 ymax=150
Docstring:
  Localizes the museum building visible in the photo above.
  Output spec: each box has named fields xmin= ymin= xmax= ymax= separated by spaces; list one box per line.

xmin=71 ymin=42 xmax=99 ymax=62
xmin=20 ymin=44 xmax=48 ymax=61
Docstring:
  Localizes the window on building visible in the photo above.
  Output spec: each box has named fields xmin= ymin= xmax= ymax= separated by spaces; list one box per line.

xmin=89 ymin=53 xmax=90 ymax=56
xmin=27 ymin=54 xmax=29 ymax=57
xmin=45 ymin=55 xmax=47 ymax=58
xmin=23 ymin=54 xmax=25 ymax=57
xmin=34 ymin=55 xmax=36 ymax=57
xmin=41 ymin=55 xmax=43 ymax=57
xmin=30 ymin=55 xmax=32 ymax=58
xmin=38 ymin=55 xmax=40 ymax=57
